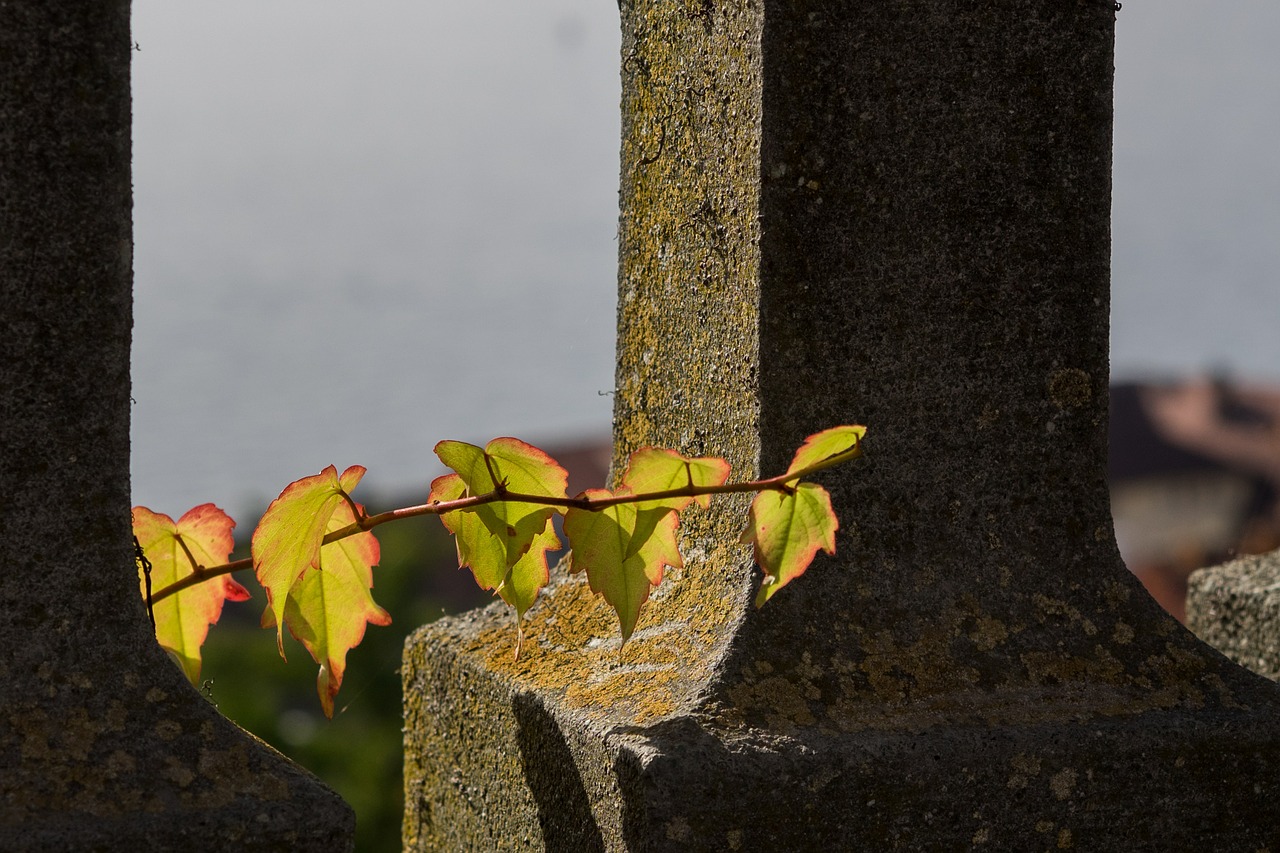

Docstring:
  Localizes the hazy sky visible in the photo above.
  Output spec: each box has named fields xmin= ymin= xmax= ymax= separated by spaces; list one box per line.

xmin=130 ymin=1 xmax=1280 ymax=514
xmin=1111 ymin=2 xmax=1280 ymax=379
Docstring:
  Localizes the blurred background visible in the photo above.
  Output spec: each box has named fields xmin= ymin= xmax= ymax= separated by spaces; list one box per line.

xmin=130 ymin=2 xmax=1280 ymax=849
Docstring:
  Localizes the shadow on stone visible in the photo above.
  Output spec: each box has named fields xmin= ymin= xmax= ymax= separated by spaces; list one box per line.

xmin=614 ymin=708 xmax=1280 ymax=849
xmin=514 ymin=694 xmax=607 ymax=853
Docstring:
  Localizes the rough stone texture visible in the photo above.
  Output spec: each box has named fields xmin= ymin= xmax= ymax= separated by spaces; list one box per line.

xmin=1187 ymin=550 xmax=1280 ymax=681
xmin=0 ymin=5 xmax=354 ymax=850
xmin=404 ymin=2 xmax=1280 ymax=849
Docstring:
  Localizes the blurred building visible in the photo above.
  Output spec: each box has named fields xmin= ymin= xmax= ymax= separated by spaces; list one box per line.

xmin=1109 ymin=378 xmax=1280 ymax=620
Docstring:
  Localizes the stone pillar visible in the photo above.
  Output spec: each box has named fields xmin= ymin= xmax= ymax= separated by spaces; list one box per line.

xmin=404 ymin=2 xmax=1280 ymax=849
xmin=1187 ymin=550 xmax=1280 ymax=681
xmin=0 ymin=5 xmax=353 ymax=849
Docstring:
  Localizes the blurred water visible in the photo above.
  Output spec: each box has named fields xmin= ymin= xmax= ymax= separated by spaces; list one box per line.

xmin=130 ymin=1 xmax=1280 ymax=517
xmin=130 ymin=0 xmax=621 ymax=514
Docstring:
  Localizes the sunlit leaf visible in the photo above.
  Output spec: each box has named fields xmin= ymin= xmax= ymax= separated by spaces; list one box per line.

xmin=434 ymin=437 xmax=567 ymax=575
xmin=429 ymin=472 xmax=497 ymax=584
xmin=784 ymin=424 xmax=866 ymax=477
xmin=261 ymin=500 xmax=388 ymax=718
xmin=430 ymin=471 xmax=560 ymax=653
xmin=738 ymin=427 xmax=862 ymax=605
xmin=497 ymin=520 xmax=559 ymax=622
xmin=251 ymin=464 xmax=366 ymax=655
xmin=742 ymin=482 xmax=837 ymax=607
xmin=133 ymin=504 xmax=248 ymax=683
xmin=565 ymin=488 xmax=683 ymax=642
xmin=620 ymin=447 xmax=731 ymax=511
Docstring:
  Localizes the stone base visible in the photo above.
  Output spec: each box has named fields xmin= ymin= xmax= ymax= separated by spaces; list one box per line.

xmin=1 ymin=653 xmax=353 ymax=853
xmin=1188 ymin=549 xmax=1280 ymax=682
xmin=405 ymin=602 xmax=1280 ymax=852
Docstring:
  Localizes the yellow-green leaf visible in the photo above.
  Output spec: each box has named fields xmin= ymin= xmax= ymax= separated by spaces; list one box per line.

xmin=565 ymin=488 xmax=682 ymax=642
xmin=430 ymin=472 xmax=559 ymax=631
xmin=251 ymin=464 xmax=366 ymax=655
xmin=741 ymin=483 xmax=837 ymax=607
xmin=785 ymin=424 xmax=867 ymax=477
xmin=133 ymin=504 xmax=248 ymax=684
xmin=434 ymin=437 xmax=567 ymax=575
xmin=261 ymin=500 xmax=388 ymax=718
xmin=497 ymin=520 xmax=559 ymax=621
xmin=620 ymin=447 xmax=731 ymax=511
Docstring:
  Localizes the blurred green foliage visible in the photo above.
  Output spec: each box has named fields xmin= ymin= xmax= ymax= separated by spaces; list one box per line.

xmin=198 ymin=496 xmax=490 ymax=852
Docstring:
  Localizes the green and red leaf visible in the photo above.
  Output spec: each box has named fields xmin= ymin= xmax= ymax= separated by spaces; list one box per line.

xmin=620 ymin=447 xmax=731 ymax=511
xmin=260 ymin=499 xmax=389 ymax=718
xmin=784 ymin=424 xmax=866 ymax=477
xmin=251 ymin=464 xmax=366 ymax=655
xmin=565 ymin=488 xmax=683 ymax=643
xmin=133 ymin=504 xmax=248 ymax=683
xmin=741 ymin=426 xmax=863 ymax=605
xmin=742 ymin=482 xmax=837 ymax=607
xmin=430 ymin=471 xmax=560 ymax=639
xmin=434 ymin=437 xmax=567 ymax=595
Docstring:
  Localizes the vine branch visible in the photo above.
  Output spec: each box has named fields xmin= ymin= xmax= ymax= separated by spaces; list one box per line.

xmin=147 ymin=452 xmax=846 ymax=606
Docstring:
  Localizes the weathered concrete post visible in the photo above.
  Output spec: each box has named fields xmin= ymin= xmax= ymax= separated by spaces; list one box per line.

xmin=404 ymin=2 xmax=1280 ymax=848
xmin=0 ymin=5 xmax=353 ymax=849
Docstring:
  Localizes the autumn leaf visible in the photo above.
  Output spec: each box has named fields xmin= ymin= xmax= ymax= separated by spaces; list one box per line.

xmin=742 ymin=483 xmax=837 ymax=607
xmin=565 ymin=488 xmax=683 ymax=642
xmin=251 ymin=464 xmax=367 ymax=655
xmin=434 ymin=437 xmax=568 ymax=582
xmin=783 ymin=424 xmax=866 ymax=478
xmin=430 ymin=472 xmax=559 ymax=649
xmin=260 ymin=499 xmax=389 ymax=718
xmin=740 ymin=426 xmax=863 ymax=606
xmin=620 ymin=447 xmax=731 ymax=510
xmin=557 ymin=447 xmax=724 ymax=640
xmin=496 ymin=520 xmax=559 ymax=623
xmin=133 ymin=504 xmax=249 ymax=683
